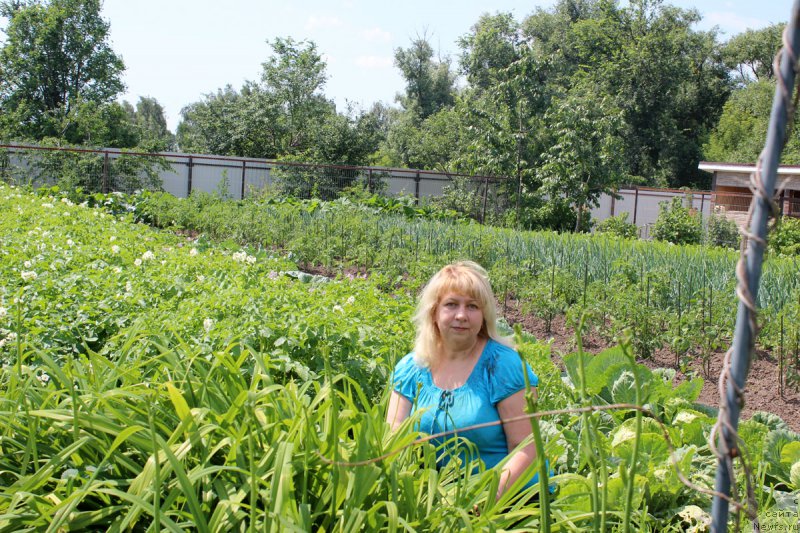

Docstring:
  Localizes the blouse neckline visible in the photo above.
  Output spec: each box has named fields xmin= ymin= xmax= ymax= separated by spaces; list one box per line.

xmin=425 ymin=338 xmax=492 ymax=393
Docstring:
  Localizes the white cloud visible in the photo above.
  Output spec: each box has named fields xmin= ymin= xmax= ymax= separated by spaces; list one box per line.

xmin=305 ymin=15 xmax=344 ymax=31
xmin=361 ymin=27 xmax=392 ymax=43
xmin=355 ymin=55 xmax=393 ymax=69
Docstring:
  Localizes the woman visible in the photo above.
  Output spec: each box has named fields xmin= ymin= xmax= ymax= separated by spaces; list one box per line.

xmin=387 ymin=261 xmax=541 ymax=499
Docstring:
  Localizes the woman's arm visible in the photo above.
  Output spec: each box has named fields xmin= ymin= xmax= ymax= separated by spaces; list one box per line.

xmin=386 ymin=390 xmax=412 ymax=431
xmin=496 ymin=388 xmax=538 ymax=499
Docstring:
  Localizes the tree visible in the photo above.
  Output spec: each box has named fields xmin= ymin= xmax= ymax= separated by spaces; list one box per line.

xmin=723 ymin=23 xmax=785 ymax=85
xmin=394 ymin=34 xmax=456 ymax=119
xmin=704 ymin=80 xmax=800 ymax=164
xmin=538 ymin=82 xmax=627 ymax=232
xmin=177 ymin=38 xmax=336 ymax=160
xmin=0 ymin=0 xmax=125 ymax=141
xmin=261 ymin=37 xmax=333 ymax=155
xmin=457 ymin=13 xmax=548 ymax=206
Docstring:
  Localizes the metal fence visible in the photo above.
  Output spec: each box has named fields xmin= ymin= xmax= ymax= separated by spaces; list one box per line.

xmin=7 ymin=142 xmax=795 ymax=236
xmin=0 ymin=143 xmax=513 ymax=223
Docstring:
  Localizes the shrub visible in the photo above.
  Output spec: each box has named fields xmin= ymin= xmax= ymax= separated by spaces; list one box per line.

xmin=769 ymin=216 xmax=800 ymax=255
xmin=595 ymin=212 xmax=639 ymax=239
xmin=651 ymin=196 xmax=702 ymax=245
xmin=705 ymin=207 xmax=740 ymax=248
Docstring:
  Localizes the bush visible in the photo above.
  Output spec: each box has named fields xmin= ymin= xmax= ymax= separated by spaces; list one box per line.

xmin=705 ymin=208 xmax=740 ymax=248
xmin=651 ymin=196 xmax=702 ymax=245
xmin=595 ymin=212 xmax=639 ymax=239
xmin=769 ymin=216 xmax=800 ymax=255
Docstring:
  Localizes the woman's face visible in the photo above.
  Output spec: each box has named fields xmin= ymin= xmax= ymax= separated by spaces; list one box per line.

xmin=434 ymin=291 xmax=484 ymax=347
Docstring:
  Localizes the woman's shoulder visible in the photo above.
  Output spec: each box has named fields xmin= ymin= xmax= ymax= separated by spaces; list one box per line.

xmin=392 ymin=351 xmax=424 ymax=378
xmin=485 ymin=338 xmax=520 ymax=364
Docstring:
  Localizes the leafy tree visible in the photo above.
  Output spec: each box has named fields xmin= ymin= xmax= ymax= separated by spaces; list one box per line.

xmin=0 ymin=0 xmax=125 ymax=141
xmin=177 ymin=38 xmax=337 ymax=161
xmin=261 ymin=37 xmax=333 ymax=155
xmin=124 ymin=96 xmax=174 ymax=150
xmin=176 ymin=85 xmax=255 ymax=155
xmin=457 ymin=13 xmax=548 ymax=210
xmin=394 ymin=34 xmax=456 ymax=119
xmin=723 ymin=23 xmax=785 ymax=85
xmin=538 ymin=82 xmax=627 ymax=232
xmin=704 ymin=80 xmax=800 ymax=164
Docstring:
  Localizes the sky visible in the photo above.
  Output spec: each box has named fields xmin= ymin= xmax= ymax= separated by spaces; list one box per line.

xmin=3 ymin=1 xmax=795 ymax=132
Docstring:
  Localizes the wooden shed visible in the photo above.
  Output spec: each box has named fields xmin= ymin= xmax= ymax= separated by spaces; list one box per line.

xmin=699 ymin=161 xmax=800 ymax=226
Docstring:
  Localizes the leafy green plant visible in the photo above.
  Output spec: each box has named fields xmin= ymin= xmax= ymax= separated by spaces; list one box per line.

xmin=651 ymin=196 xmax=703 ymax=245
xmin=594 ymin=212 xmax=639 ymax=239
xmin=769 ymin=216 xmax=800 ymax=256
xmin=705 ymin=207 xmax=740 ymax=249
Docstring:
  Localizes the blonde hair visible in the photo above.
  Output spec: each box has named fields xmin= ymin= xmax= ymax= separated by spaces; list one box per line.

xmin=413 ymin=261 xmax=514 ymax=367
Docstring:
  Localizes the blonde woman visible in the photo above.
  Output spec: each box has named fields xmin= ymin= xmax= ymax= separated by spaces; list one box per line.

xmin=387 ymin=261 xmax=541 ymax=499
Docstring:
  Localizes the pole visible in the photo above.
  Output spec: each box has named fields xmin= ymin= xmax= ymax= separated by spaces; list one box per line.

xmin=711 ymin=3 xmax=800 ymax=530
xmin=241 ymin=160 xmax=247 ymax=200
xmin=187 ymin=155 xmax=194 ymax=197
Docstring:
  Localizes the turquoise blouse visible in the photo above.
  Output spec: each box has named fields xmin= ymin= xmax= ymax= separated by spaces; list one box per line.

xmin=391 ymin=338 xmax=539 ymax=472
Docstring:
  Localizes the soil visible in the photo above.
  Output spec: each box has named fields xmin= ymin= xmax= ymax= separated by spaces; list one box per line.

xmin=502 ymin=298 xmax=800 ymax=433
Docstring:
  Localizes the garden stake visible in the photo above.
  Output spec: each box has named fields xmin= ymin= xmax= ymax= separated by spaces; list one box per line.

xmin=711 ymin=3 xmax=800 ymax=529
xmin=780 ymin=314 xmax=785 ymax=398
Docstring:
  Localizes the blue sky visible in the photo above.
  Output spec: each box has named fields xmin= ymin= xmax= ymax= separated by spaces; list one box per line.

xmin=4 ymin=1 xmax=795 ymax=131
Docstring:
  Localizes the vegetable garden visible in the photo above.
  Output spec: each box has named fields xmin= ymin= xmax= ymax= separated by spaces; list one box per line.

xmin=1 ymin=182 xmax=798 ymax=531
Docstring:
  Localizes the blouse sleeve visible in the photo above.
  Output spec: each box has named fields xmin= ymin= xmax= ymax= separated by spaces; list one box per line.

xmin=391 ymin=353 xmax=422 ymax=402
xmin=488 ymin=343 xmax=539 ymax=404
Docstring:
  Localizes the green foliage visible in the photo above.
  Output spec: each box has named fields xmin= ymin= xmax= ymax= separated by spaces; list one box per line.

xmin=651 ymin=197 xmax=703 ymax=245
xmin=704 ymin=209 xmax=741 ymax=249
xmin=1 ymin=183 xmax=799 ymax=530
xmin=0 ymin=0 xmax=125 ymax=142
xmin=769 ymin=216 xmax=800 ymax=256
xmin=595 ymin=212 xmax=639 ymax=239
xmin=394 ymin=34 xmax=456 ymax=120
xmin=538 ymin=82 xmax=627 ymax=231
xmin=704 ymin=80 xmax=800 ymax=164
xmin=722 ymin=23 xmax=785 ymax=84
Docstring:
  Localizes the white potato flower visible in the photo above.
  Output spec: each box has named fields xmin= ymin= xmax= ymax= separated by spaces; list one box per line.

xmin=21 ymin=271 xmax=37 ymax=282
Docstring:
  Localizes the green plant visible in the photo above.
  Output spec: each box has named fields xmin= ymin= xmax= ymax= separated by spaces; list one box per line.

xmin=705 ymin=208 xmax=740 ymax=249
xmin=769 ymin=216 xmax=800 ymax=255
xmin=595 ymin=212 xmax=639 ymax=239
xmin=651 ymin=196 xmax=703 ymax=245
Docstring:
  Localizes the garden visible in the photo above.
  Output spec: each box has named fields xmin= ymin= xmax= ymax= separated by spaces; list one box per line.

xmin=0 ymin=183 xmax=799 ymax=531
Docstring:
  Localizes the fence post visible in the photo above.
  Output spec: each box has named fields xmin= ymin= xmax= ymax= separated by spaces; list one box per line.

xmin=102 ymin=151 xmax=110 ymax=193
xmin=187 ymin=155 xmax=194 ymax=197
xmin=711 ymin=4 xmax=800 ymax=530
xmin=414 ymin=171 xmax=421 ymax=205
xmin=633 ymin=187 xmax=640 ymax=224
xmin=482 ymin=177 xmax=489 ymax=224
xmin=241 ymin=160 xmax=247 ymax=200
xmin=367 ymin=168 xmax=373 ymax=192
